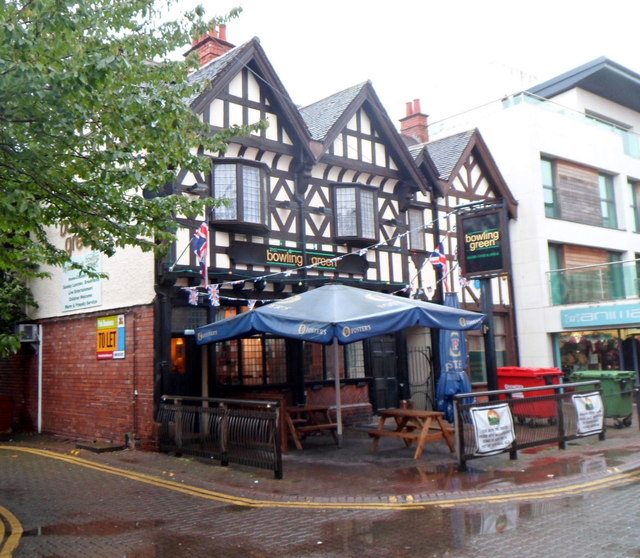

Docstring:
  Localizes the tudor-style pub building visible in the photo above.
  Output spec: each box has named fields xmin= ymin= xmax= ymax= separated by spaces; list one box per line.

xmin=159 ymin=29 xmax=437 ymax=424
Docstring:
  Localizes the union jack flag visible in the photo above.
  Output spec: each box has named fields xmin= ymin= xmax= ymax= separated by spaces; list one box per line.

xmin=187 ymin=288 xmax=199 ymax=306
xmin=429 ymin=242 xmax=447 ymax=270
xmin=193 ymin=221 xmax=209 ymax=287
xmin=430 ymin=241 xmax=449 ymax=291
xmin=207 ymin=284 xmax=220 ymax=307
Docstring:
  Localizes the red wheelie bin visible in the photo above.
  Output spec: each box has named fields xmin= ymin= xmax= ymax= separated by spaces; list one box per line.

xmin=498 ymin=367 xmax=563 ymax=426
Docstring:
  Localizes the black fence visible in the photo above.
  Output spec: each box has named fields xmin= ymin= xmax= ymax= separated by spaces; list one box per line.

xmin=453 ymin=381 xmax=617 ymax=471
xmin=158 ymin=395 xmax=283 ymax=479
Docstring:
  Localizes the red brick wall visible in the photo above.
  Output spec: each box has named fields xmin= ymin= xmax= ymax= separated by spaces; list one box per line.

xmin=13 ymin=305 xmax=156 ymax=446
xmin=306 ymin=384 xmax=373 ymax=425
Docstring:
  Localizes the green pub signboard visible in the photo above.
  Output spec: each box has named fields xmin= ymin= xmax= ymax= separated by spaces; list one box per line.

xmin=457 ymin=206 xmax=510 ymax=278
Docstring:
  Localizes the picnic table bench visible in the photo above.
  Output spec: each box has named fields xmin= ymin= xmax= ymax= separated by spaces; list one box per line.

xmin=367 ymin=408 xmax=455 ymax=459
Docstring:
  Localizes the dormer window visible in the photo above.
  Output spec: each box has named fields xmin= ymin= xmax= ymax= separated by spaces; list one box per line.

xmin=212 ymin=160 xmax=268 ymax=233
xmin=333 ymin=184 xmax=378 ymax=246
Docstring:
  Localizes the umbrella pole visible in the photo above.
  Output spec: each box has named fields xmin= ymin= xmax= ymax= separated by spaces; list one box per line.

xmin=333 ymin=338 xmax=343 ymax=448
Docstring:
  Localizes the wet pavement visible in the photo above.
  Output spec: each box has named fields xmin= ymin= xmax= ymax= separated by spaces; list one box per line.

xmin=2 ymin=416 xmax=640 ymax=557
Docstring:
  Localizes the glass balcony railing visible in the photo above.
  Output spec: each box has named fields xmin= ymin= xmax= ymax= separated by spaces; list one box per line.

xmin=547 ymin=261 xmax=638 ymax=305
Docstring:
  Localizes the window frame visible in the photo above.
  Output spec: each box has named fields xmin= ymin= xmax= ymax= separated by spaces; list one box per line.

xmin=211 ymin=159 xmax=269 ymax=233
xmin=332 ymin=183 xmax=378 ymax=246
xmin=599 ymin=173 xmax=617 ymax=229
xmin=541 ymin=158 xmax=559 ymax=218
xmin=407 ymin=206 xmax=426 ymax=252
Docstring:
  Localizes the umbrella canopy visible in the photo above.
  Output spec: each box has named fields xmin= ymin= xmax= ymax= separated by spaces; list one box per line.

xmin=195 ymin=284 xmax=485 ymax=445
xmin=436 ymin=292 xmax=476 ymax=423
xmin=195 ymin=284 xmax=485 ymax=346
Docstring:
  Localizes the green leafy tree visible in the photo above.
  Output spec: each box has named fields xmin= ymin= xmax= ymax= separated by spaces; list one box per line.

xmin=0 ymin=0 xmax=259 ymax=357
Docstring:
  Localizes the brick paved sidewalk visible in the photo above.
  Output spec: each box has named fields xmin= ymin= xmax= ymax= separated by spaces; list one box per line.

xmin=3 ymin=419 xmax=640 ymax=505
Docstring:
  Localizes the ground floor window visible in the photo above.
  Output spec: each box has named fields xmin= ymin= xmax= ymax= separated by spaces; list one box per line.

xmin=557 ymin=329 xmax=623 ymax=374
xmin=303 ymin=341 xmax=366 ymax=381
xmin=468 ymin=316 xmax=507 ymax=383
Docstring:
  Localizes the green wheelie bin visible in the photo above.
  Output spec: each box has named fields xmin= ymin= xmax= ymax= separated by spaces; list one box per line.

xmin=572 ymin=370 xmax=635 ymax=428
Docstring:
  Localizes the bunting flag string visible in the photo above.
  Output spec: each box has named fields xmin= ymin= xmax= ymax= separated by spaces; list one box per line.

xmin=177 ymin=203 xmax=476 ymax=306
xmin=207 ymin=284 xmax=220 ymax=307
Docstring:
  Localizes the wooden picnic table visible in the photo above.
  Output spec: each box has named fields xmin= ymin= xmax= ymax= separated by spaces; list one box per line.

xmin=367 ymin=408 xmax=455 ymax=459
xmin=285 ymin=405 xmax=338 ymax=450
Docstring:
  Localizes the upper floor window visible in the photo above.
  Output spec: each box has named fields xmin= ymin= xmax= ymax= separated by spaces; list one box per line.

xmin=408 ymin=207 xmax=426 ymax=251
xmin=212 ymin=161 xmax=268 ymax=232
xmin=629 ymin=180 xmax=640 ymax=233
xmin=599 ymin=173 xmax=617 ymax=228
xmin=541 ymin=157 xmax=618 ymax=229
xmin=541 ymin=158 xmax=559 ymax=218
xmin=333 ymin=184 xmax=377 ymax=245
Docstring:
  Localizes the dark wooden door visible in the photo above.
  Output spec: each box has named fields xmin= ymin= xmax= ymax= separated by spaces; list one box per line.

xmin=369 ymin=335 xmax=399 ymax=410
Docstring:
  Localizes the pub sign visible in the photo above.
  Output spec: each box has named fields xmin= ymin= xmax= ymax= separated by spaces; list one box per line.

xmin=457 ymin=205 xmax=510 ymax=278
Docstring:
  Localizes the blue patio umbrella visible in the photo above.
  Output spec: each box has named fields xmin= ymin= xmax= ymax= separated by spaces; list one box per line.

xmin=196 ymin=284 xmax=485 ymax=443
xmin=436 ymin=292 xmax=476 ymax=424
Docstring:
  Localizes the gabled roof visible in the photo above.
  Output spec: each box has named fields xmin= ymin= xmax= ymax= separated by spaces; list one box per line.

xmin=413 ymin=129 xmax=518 ymax=219
xmin=527 ymin=57 xmax=640 ymax=112
xmin=300 ymin=82 xmax=368 ymax=142
xmin=300 ymin=82 xmax=431 ymax=193
xmin=187 ymin=38 xmax=314 ymax=161
xmin=424 ymin=130 xmax=475 ymax=181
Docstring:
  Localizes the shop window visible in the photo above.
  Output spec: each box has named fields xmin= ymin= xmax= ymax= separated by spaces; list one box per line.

xmin=333 ymin=184 xmax=378 ymax=245
xmin=558 ymin=330 xmax=621 ymax=375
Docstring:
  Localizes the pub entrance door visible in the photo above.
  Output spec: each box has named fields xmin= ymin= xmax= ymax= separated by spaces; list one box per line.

xmin=368 ymin=334 xmax=399 ymax=410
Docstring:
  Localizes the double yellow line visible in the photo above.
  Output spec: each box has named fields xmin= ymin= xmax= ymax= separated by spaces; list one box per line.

xmin=2 ymin=446 xmax=640 ymax=513
xmin=0 ymin=504 xmax=22 ymax=558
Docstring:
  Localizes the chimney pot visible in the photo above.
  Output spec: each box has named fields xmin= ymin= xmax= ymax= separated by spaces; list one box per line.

xmin=405 ymin=101 xmax=413 ymax=117
xmin=219 ymin=24 xmax=227 ymax=41
xmin=413 ymin=99 xmax=421 ymax=114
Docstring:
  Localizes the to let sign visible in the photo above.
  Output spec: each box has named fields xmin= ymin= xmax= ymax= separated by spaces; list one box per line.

xmin=97 ymin=314 xmax=125 ymax=360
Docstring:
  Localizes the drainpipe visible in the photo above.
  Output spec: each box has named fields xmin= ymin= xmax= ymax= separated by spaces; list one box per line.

xmin=37 ymin=324 xmax=43 ymax=433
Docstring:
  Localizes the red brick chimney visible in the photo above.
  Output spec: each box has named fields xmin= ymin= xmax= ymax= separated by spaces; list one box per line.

xmin=399 ymin=99 xmax=429 ymax=144
xmin=184 ymin=24 xmax=235 ymax=66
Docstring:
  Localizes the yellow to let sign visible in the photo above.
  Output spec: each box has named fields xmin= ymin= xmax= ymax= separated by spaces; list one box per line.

xmin=96 ymin=315 xmax=125 ymax=359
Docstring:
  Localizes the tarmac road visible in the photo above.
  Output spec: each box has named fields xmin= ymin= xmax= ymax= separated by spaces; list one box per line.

xmin=2 ymin=432 xmax=640 ymax=557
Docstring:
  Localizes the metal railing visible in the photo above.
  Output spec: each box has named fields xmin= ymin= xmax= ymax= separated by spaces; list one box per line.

xmin=158 ymin=395 xmax=283 ymax=479
xmin=453 ymin=381 xmax=611 ymax=471
xmin=547 ymin=260 xmax=636 ymax=305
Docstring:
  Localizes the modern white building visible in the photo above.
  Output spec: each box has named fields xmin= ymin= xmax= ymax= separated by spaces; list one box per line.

xmin=429 ymin=57 xmax=640 ymax=376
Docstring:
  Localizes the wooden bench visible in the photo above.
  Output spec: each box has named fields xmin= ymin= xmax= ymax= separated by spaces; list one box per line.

xmin=368 ymin=409 xmax=455 ymax=459
xmin=286 ymin=405 xmax=339 ymax=450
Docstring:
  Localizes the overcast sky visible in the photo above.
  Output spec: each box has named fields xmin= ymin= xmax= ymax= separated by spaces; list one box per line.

xmin=167 ymin=0 xmax=640 ymax=126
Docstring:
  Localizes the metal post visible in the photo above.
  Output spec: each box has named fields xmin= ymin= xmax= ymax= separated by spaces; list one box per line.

xmin=480 ymin=279 xmax=498 ymax=396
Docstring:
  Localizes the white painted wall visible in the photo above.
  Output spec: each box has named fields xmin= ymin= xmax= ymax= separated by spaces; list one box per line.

xmin=432 ymin=89 xmax=640 ymax=367
xmin=29 ymin=228 xmax=156 ymax=320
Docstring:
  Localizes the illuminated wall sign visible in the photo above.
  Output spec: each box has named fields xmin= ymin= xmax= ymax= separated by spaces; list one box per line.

xmin=561 ymin=303 xmax=640 ymax=328
xmin=457 ymin=206 xmax=510 ymax=278
xmin=97 ymin=314 xmax=125 ymax=360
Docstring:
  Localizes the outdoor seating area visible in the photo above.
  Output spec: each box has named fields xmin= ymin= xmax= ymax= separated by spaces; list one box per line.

xmin=285 ymin=405 xmax=338 ymax=450
xmin=367 ymin=408 xmax=456 ymax=459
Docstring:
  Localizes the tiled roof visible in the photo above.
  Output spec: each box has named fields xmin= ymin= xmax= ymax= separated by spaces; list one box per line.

xmin=299 ymin=82 xmax=369 ymax=141
xmin=186 ymin=41 xmax=250 ymax=105
xmin=424 ymin=130 xmax=475 ymax=180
